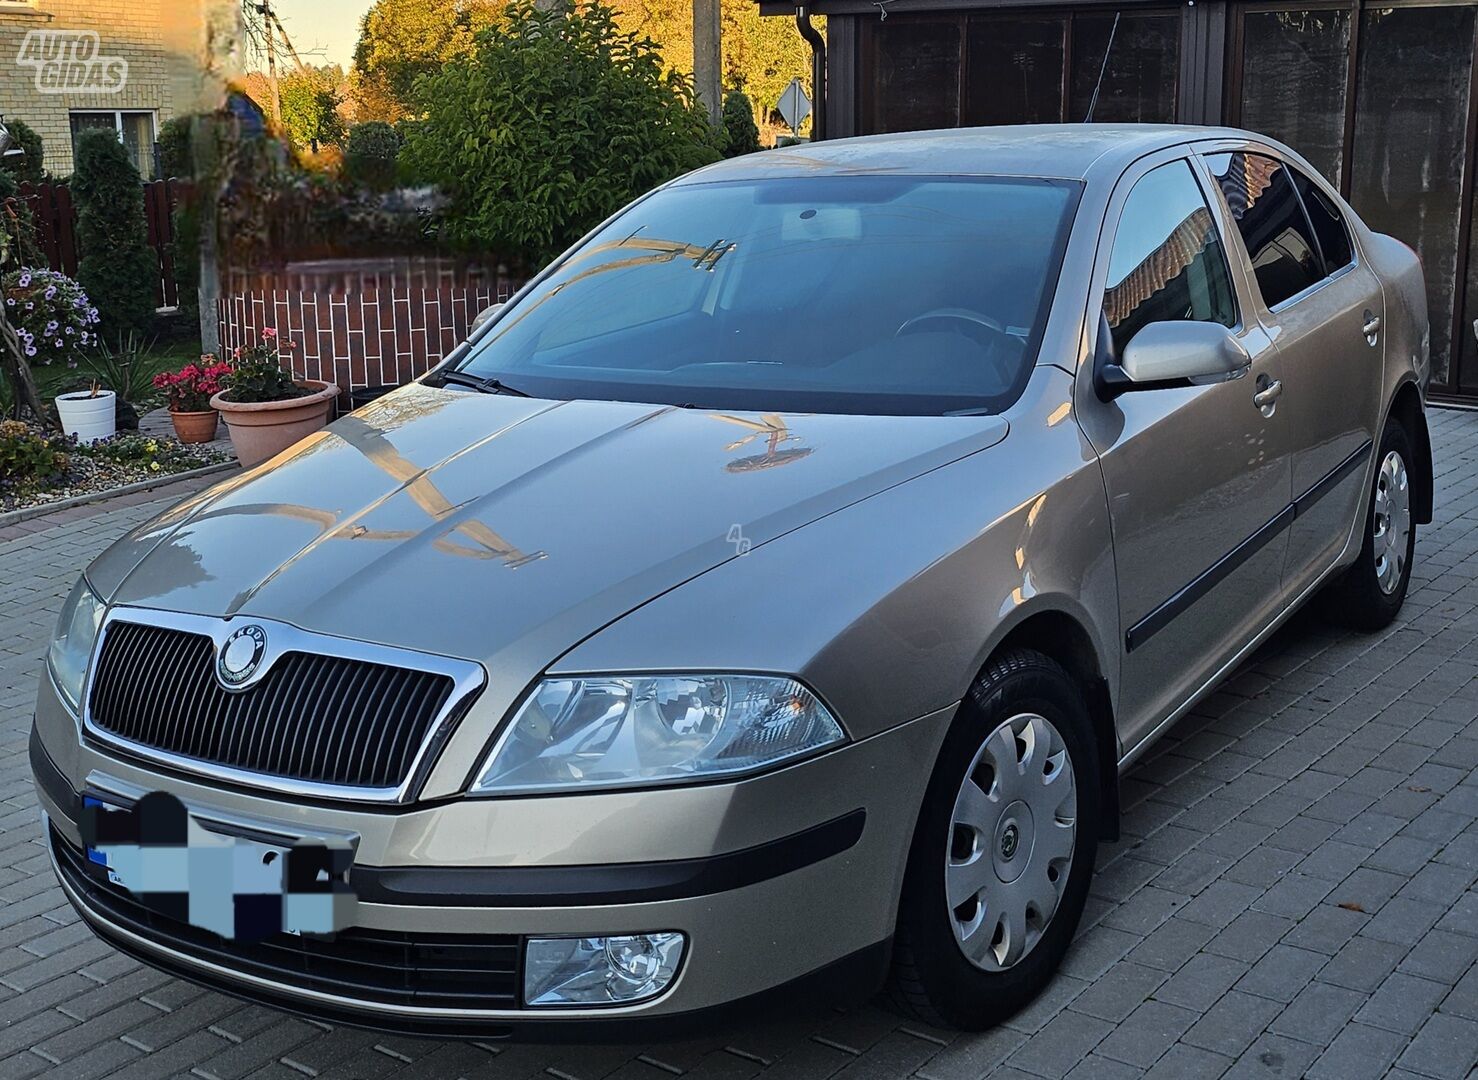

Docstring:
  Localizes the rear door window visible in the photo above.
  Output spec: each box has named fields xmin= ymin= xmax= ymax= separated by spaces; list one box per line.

xmin=1204 ymin=152 xmax=1323 ymax=308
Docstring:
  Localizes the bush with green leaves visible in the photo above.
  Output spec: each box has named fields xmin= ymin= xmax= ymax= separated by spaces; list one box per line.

xmin=157 ymin=116 xmax=193 ymax=178
xmin=722 ymin=90 xmax=762 ymax=157
xmin=71 ymin=128 xmax=158 ymax=341
xmin=345 ymin=121 xmax=403 ymax=191
xmin=0 ymin=418 xmax=68 ymax=492
xmin=1 ymin=120 xmax=44 ymax=185
xmin=400 ymin=0 xmax=721 ymax=266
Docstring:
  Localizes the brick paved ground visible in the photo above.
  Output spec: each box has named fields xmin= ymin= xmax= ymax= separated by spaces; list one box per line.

xmin=1 ymin=411 xmax=1477 ymax=1080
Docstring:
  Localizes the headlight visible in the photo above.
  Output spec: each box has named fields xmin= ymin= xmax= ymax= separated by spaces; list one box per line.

xmin=47 ymin=576 xmax=104 ymax=712
xmin=471 ymin=674 xmax=845 ymax=795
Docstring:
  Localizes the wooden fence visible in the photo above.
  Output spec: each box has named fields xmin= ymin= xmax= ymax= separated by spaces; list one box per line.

xmin=16 ymin=179 xmax=182 ymax=310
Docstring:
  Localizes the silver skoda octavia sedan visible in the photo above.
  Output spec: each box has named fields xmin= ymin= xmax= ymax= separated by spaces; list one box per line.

xmin=33 ymin=126 xmax=1432 ymax=1036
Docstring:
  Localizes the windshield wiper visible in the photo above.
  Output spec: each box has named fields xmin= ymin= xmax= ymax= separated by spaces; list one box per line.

xmin=436 ymin=370 xmax=532 ymax=398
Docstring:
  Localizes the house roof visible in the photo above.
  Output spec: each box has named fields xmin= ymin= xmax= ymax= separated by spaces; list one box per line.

xmin=673 ymin=124 xmax=1256 ymax=186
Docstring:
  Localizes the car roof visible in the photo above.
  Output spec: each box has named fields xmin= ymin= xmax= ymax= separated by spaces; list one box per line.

xmin=673 ymin=124 xmax=1262 ymax=187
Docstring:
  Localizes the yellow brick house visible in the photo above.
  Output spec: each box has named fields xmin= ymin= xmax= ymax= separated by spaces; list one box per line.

xmin=0 ymin=0 xmax=214 ymax=178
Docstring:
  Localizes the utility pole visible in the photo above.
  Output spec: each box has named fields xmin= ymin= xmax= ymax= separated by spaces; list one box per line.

xmin=693 ymin=0 xmax=721 ymax=126
xmin=259 ymin=1 xmax=281 ymax=125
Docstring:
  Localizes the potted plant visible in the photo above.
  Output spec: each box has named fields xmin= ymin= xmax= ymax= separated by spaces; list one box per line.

xmin=152 ymin=356 xmax=231 ymax=443
xmin=211 ymin=329 xmax=338 ymax=468
xmin=54 ymin=381 xmax=116 ymax=444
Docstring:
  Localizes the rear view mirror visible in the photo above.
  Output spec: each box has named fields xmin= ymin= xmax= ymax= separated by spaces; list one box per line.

xmin=1098 ymin=321 xmax=1251 ymax=399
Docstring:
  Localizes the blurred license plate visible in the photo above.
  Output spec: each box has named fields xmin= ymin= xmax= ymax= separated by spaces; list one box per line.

xmin=81 ymin=792 xmax=355 ymax=941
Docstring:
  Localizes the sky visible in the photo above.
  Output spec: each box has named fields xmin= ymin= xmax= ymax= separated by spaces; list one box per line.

xmin=269 ymin=0 xmax=374 ymax=72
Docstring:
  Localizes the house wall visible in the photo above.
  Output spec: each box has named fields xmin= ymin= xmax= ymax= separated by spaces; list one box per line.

xmin=0 ymin=0 xmax=210 ymax=176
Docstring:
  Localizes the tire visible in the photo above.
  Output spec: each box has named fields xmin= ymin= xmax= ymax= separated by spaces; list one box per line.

xmin=889 ymin=649 xmax=1100 ymax=1030
xmin=1324 ymin=417 xmax=1416 ymax=632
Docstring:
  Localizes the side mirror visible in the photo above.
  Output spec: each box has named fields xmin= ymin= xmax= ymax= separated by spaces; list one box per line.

xmin=1098 ymin=321 xmax=1250 ymax=399
xmin=471 ymin=302 xmax=503 ymax=334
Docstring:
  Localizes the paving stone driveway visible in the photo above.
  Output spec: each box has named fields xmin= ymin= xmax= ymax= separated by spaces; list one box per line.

xmin=2 ymin=410 xmax=1478 ymax=1080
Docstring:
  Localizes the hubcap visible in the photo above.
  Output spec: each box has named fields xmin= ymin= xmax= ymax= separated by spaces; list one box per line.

xmin=946 ymin=713 xmax=1077 ymax=972
xmin=1372 ymin=449 xmax=1411 ymax=596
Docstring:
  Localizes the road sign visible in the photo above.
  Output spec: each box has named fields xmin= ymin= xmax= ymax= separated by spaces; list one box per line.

xmin=778 ymin=78 xmax=811 ymax=136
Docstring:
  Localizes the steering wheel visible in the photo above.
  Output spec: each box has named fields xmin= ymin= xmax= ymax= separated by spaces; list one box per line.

xmin=896 ymin=308 xmax=1015 ymax=345
xmin=895 ymin=308 xmax=1021 ymax=383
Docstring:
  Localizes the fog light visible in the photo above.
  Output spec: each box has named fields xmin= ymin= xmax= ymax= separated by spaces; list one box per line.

xmin=523 ymin=933 xmax=685 ymax=1007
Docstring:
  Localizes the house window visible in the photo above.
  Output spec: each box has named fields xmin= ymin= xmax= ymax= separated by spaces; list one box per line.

xmin=69 ymin=111 xmax=157 ymax=179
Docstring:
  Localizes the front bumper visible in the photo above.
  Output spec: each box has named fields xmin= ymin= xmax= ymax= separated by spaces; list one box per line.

xmin=32 ymin=676 xmax=952 ymax=1039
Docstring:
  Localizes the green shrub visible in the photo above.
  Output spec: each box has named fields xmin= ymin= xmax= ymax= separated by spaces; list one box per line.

xmin=400 ymin=0 xmax=721 ymax=266
xmin=0 ymin=418 xmax=68 ymax=490
xmin=71 ymin=129 xmax=158 ymax=341
xmin=1 ymin=120 xmax=44 ymax=185
xmin=345 ymin=121 xmax=403 ymax=191
xmin=157 ymin=116 xmax=193 ymax=177
xmin=0 ymin=171 xmax=43 ymax=267
xmin=722 ymin=90 xmax=761 ymax=157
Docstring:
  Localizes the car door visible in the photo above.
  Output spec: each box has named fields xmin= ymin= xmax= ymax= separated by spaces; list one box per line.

xmin=1076 ymin=150 xmax=1294 ymax=757
xmin=1199 ymin=146 xmax=1384 ymax=595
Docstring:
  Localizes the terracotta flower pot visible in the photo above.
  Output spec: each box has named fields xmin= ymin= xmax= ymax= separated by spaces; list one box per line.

xmin=169 ymin=409 xmax=219 ymax=444
xmin=210 ymin=380 xmax=339 ymax=469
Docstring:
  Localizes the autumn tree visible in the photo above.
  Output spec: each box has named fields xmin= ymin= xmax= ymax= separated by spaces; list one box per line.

xmin=608 ymin=0 xmax=815 ymax=130
xmin=353 ymin=0 xmax=502 ymax=116
xmin=279 ymin=66 xmax=347 ymax=151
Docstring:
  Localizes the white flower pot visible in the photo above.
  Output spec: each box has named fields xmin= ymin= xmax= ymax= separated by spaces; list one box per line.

xmin=56 ymin=390 xmax=116 ymax=444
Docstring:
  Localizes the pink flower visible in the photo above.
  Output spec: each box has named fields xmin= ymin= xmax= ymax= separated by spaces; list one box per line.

xmin=262 ymin=327 xmax=278 ymax=341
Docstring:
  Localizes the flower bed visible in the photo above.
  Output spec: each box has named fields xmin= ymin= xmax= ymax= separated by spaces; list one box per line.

xmin=0 ymin=421 xmax=230 ymax=515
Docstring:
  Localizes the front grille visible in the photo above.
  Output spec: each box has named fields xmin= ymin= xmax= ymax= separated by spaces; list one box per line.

xmin=88 ymin=620 xmax=457 ymax=791
xmin=52 ymin=825 xmax=522 ymax=1011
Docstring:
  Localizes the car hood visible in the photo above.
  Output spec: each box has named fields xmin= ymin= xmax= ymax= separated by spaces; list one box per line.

xmin=91 ymin=384 xmax=1007 ymax=670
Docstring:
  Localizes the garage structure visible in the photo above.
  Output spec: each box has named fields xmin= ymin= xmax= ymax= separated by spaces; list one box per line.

xmin=766 ymin=0 xmax=1478 ymax=401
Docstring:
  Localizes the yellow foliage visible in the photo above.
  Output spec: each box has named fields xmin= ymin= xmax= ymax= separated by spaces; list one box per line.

xmin=609 ymin=0 xmax=819 ymax=129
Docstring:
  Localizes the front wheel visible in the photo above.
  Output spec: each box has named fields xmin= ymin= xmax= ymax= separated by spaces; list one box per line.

xmin=889 ymin=649 xmax=1100 ymax=1029
xmin=1325 ymin=417 xmax=1416 ymax=631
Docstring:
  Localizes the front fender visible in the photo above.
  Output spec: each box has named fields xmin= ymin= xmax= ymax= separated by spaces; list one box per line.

xmin=552 ymin=368 xmax=1119 ymax=743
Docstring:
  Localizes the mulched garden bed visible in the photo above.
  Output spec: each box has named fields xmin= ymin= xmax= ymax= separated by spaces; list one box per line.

xmin=1 ymin=421 xmax=231 ymax=515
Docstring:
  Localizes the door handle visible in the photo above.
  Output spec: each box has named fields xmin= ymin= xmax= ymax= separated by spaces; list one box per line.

xmin=1363 ymin=310 xmax=1381 ymax=346
xmin=1253 ymin=379 xmax=1283 ymax=410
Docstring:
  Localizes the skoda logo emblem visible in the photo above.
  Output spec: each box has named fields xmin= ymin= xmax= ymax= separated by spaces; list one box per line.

xmin=1000 ymin=823 xmax=1020 ymax=861
xmin=218 ymin=625 xmax=267 ymax=687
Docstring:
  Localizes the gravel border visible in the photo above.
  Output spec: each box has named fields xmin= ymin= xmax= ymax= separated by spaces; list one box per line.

xmin=0 ymin=460 xmax=238 ymax=529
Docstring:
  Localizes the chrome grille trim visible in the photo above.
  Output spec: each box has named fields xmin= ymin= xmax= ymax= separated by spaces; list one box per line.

xmin=81 ymin=607 xmax=486 ymax=803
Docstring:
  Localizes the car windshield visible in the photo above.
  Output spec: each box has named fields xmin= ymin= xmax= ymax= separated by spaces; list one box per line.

xmin=452 ymin=174 xmax=1081 ymax=415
